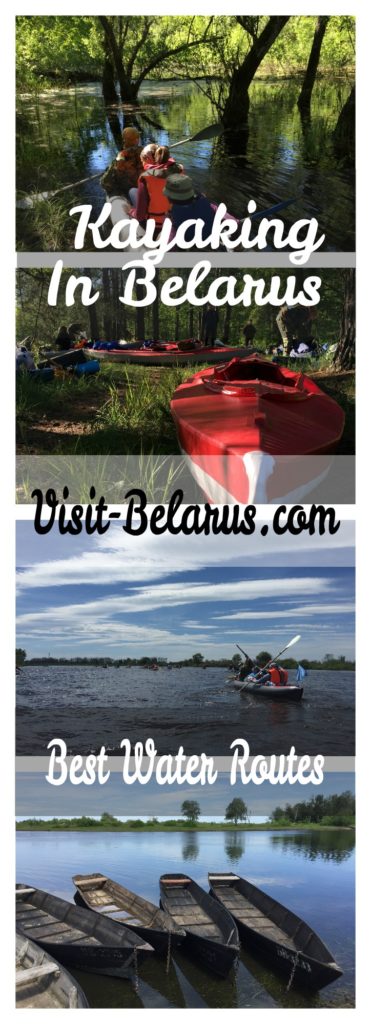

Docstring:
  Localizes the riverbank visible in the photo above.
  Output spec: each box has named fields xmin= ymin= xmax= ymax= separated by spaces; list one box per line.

xmin=16 ymin=360 xmax=355 ymax=462
xmin=16 ymin=818 xmax=355 ymax=832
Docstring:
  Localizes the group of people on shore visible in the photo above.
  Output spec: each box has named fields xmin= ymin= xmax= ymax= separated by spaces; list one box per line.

xmin=101 ymin=126 xmax=235 ymax=241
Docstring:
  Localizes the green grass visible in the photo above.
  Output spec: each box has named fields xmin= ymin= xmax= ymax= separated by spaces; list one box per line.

xmin=16 ymin=356 xmax=355 ymax=466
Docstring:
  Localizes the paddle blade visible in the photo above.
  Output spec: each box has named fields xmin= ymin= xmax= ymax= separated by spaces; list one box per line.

xmin=191 ymin=123 xmax=223 ymax=141
xmin=287 ymin=634 xmax=301 ymax=648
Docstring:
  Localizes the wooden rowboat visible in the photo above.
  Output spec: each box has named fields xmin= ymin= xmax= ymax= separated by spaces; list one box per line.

xmin=16 ymin=884 xmax=154 ymax=980
xmin=73 ymin=872 xmax=185 ymax=956
xmin=208 ymin=873 xmax=342 ymax=990
xmin=16 ymin=931 xmax=89 ymax=1008
xmin=159 ymin=873 xmax=239 ymax=978
xmin=170 ymin=355 xmax=345 ymax=503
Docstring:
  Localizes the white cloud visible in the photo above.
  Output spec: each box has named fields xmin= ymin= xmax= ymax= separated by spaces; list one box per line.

xmin=16 ymin=521 xmax=354 ymax=591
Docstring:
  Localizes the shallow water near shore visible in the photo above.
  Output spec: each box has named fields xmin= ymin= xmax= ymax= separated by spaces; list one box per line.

xmin=17 ymin=666 xmax=355 ymax=755
xmin=16 ymin=828 xmax=354 ymax=1008
xmin=17 ymin=77 xmax=355 ymax=250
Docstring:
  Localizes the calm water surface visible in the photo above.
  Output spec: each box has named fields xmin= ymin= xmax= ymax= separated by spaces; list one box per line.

xmin=17 ymin=666 xmax=355 ymax=755
xmin=16 ymin=828 xmax=354 ymax=1008
xmin=17 ymin=78 xmax=355 ymax=250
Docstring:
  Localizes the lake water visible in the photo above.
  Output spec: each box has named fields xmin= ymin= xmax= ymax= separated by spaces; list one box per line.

xmin=16 ymin=666 xmax=355 ymax=755
xmin=16 ymin=828 xmax=355 ymax=1008
xmin=17 ymin=78 xmax=355 ymax=250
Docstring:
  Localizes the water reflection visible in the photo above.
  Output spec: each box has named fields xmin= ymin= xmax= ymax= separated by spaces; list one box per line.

xmin=16 ymin=78 xmax=354 ymax=250
xmin=270 ymin=829 xmax=355 ymax=863
xmin=224 ymin=830 xmax=246 ymax=863
xmin=181 ymin=830 xmax=200 ymax=861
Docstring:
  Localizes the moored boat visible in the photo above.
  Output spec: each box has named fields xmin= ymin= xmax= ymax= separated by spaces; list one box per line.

xmin=170 ymin=355 xmax=345 ymax=503
xmin=16 ymin=931 xmax=89 ymax=1008
xmin=16 ymin=884 xmax=154 ymax=980
xmin=208 ymin=873 xmax=342 ymax=990
xmin=159 ymin=873 xmax=239 ymax=977
xmin=73 ymin=872 xmax=185 ymax=956
xmin=92 ymin=342 xmax=253 ymax=367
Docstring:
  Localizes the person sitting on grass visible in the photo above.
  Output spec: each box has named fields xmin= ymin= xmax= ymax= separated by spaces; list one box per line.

xmin=128 ymin=145 xmax=184 ymax=230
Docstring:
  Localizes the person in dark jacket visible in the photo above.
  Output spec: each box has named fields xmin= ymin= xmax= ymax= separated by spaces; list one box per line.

xmin=201 ymin=303 xmax=219 ymax=347
xmin=162 ymin=173 xmax=220 ymax=244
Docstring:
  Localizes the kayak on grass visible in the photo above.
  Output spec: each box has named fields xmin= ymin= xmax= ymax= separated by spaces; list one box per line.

xmin=170 ymin=355 xmax=345 ymax=503
xmin=91 ymin=342 xmax=253 ymax=367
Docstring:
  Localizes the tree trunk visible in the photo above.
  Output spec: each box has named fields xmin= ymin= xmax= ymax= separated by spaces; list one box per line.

xmin=152 ymin=277 xmax=159 ymax=340
xmin=333 ymin=86 xmax=355 ymax=162
xmin=297 ymin=16 xmax=330 ymax=117
xmin=85 ymin=271 xmax=100 ymax=341
xmin=223 ymin=304 xmax=232 ymax=343
xmin=99 ymin=16 xmax=139 ymax=103
xmin=334 ymin=269 xmax=355 ymax=370
xmin=102 ymin=52 xmax=119 ymax=105
xmin=135 ymin=284 xmax=146 ymax=339
xmin=188 ymin=304 xmax=194 ymax=338
xmin=222 ymin=16 xmax=290 ymax=127
xmin=102 ymin=270 xmax=112 ymax=340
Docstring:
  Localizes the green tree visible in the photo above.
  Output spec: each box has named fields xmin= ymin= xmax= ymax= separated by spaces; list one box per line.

xmin=181 ymin=800 xmax=201 ymax=823
xmin=16 ymin=648 xmax=26 ymax=666
xmin=225 ymin=798 xmax=249 ymax=825
xmin=256 ymin=651 xmax=272 ymax=666
xmin=98 ymin=15 xmax=214 ymax=104
xmin=191 ymin=653 xmax=204 ymax=666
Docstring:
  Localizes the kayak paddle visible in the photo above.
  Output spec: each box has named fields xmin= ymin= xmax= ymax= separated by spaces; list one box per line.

xmin=238 ymin=634 xmax=301 ymax=693
xmin=16 ymin=123 xmax=224 ymax=208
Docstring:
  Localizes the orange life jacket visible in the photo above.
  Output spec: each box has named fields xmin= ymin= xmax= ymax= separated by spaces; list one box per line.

xmin=140 ymin=169 xmax=171 ymax=227
xmin=268 ymin=666 xmax=289 ymax=686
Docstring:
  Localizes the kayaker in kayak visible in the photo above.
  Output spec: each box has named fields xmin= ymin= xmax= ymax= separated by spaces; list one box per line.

xmin=162 ymin=173 xmax=232 ymax=245
xmin=128 ymin=145 xmax=184 ymax=230
xmin=238 ymin=654 xmax=256 ymax=681
xmin=101 ymin=126 xmax=143 ymax=197
xmin=201 ymin=303 xmax=219 ymax=347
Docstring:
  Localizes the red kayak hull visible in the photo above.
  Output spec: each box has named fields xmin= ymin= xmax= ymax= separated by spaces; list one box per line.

xmin=93 ymin=344 xmax=252 ymax=367
xmin=170 ymin=356 xmax=345 ymax=503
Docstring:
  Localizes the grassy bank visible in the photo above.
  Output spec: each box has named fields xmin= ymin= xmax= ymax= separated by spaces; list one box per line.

xmin=16 ymin=817 xmax=355 ymax=832
xmin=16 ymin=358 xmax=355 ymax=460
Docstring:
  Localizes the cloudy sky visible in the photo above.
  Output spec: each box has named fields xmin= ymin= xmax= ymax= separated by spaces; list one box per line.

xmin=16 ymin=522 xmax=355 ymax=660
xmin=15 ymin=770 xmax=354 ymax=818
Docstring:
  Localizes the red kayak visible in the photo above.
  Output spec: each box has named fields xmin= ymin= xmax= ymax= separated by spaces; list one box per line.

xmin=170 ymin=356 xmax=345 ymax=503
xmin=93 ymin=342 xmax=252 ymax=367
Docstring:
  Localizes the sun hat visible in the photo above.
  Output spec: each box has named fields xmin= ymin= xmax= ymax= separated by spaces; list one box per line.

xmin=163 ymin=174 xmax=196 ymax=201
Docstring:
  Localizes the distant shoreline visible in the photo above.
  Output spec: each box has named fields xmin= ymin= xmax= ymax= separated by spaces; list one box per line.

xmin=16 ymin=821 xmax=355 ymax=833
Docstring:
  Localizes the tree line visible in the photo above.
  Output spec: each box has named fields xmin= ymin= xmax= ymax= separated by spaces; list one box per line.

xmin=16 ymin=268 xmax=355 ymax=371
xmin=17 ymin=651 xmax=355 ymax=670
xmin=270 ymin=791 xmax=355 ymax=827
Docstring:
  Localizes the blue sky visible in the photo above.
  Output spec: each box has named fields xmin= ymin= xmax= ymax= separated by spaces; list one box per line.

xmin=15 ymin=771 xmax=354 ymax=818
xmin=16 ymin=522 xmax=355 ymax=661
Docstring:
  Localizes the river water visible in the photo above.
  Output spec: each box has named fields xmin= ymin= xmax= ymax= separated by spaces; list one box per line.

xmin=16 ymin=828 xmax=354 ymax=1008
xmin=17 ymin=78 xmax=355 ymax=250
xmin=16 ymin=666 xmax=355 ymax=755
